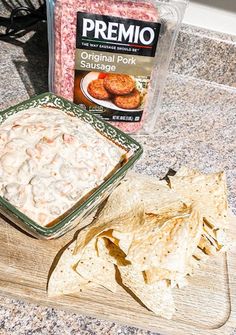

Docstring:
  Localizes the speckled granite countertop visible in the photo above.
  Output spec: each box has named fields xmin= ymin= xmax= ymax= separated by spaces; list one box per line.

xmin=0 ymin=3 xmax=236 ymax=335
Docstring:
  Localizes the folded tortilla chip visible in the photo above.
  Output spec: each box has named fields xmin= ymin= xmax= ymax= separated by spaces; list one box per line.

xmin=73 ymin=179 xmax=145 ymax=255
xmin=96 ymin=237 xmax=128 ymax=266
xmin=127 ymin=172 xmax=190 ymax=217
xmin=112 ymin=231 xmax=134 ymax=255
xmin=48 ymin=241 xmax=88 ymax=297
xmin=75 ymin=239 xmax=117 ymax=293
xmin=126 ymin=208 xmax=202 ymax=276
xmin=118 ymin=263 xmax=175 ymax=319
xmin=193 ymin=247 xmax=209 ymax=263
xmin=175 ymin=166 xmax=199 ymax=177
xmin=169 ymin=170 xmax=228 ymax=229
xmin=198 ymin=235 xmax=218 ymax=255
xmin=144 ymin=267 xmax=188 ymax=288
xmin=144 ymin=267 xmax=174 ymax=283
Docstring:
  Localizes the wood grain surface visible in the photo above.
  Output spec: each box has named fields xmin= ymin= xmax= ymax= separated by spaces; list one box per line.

xmin=0 ymin=214 xmax=235 ymax=335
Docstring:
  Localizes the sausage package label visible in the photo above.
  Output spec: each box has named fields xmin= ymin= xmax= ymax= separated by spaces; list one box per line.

xmin=74 ymin=12 xmax=161 ymax=122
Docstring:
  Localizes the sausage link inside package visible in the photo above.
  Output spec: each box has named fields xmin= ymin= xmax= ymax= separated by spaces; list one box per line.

xmin=47 ymin=0 xmax=188 ymax=134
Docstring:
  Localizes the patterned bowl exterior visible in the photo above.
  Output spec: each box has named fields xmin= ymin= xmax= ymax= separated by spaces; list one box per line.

xmin=0 ymin=93 xmax=143 ymax=239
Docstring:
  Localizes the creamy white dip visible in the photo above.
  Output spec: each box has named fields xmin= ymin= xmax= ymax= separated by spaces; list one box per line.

xmin=0 ymin=107 xmax=126 ymax=226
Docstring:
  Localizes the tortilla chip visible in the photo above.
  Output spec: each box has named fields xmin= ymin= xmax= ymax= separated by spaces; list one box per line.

xmin=170 ymin=277 xmax=189 ymax=289
xmin=175 ymin=166 xmax=199 ymax=177
xmin=91 ymin=178 xmax=144 ymax=227
xmin=48 ymin=169 xmax=231 ymax=320
xmin=203 ymin=219 xmax=227 ymax=249
xmin=111 ymin=231 xmax=134 ymax=255
xmin=202 ymin=221 xmax=220 ymax=247
xmin=185 ymin=207 xmax=203 ymax=259
xmin=48 ymin=241 xmax=88 ymax=297
xmin=73 ymin=179 xmax=145 ymax=254
xmin=126 ymin=208 xmax=202 ymax=276
xmin=75 ymin=239 xmax=117 ymax=293
xmin=97 ymin=237 xmax=129 ymax=266
xmin=169 ymin=170 xmax=228 ymax=228
xmin=98 ymin=230 xmax=119 ymax=245
xmin=198 ymin=235 xmax=218 ymax=255
xmin=144 ymin=267 xmax=188 ymax=288
xmin=127 ymin=172 xmax=190 ymax=217
xmin=193 ymin=247 xmax=209 ymax=263
xmin=118 ymin=263 xmax=175 ymax=319
xmin=188 ymin=256 xmax=201 ymax=273
xmin=144 ymin=267 xmax=173 ymax=283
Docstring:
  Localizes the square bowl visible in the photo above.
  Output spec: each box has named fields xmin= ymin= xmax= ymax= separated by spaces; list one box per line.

xmin=0 ymin=92 xmax=143 ymax=239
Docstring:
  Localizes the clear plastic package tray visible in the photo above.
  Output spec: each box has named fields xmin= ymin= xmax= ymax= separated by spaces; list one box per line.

xmin=47 ymin=0 xmax=188 ymax=134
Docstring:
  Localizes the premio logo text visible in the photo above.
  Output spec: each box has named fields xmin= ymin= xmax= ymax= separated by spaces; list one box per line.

xmin=82 ymin=18 xmax=156 ymax=45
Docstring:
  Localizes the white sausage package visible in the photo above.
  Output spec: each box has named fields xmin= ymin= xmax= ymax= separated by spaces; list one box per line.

xmin=47 ymin=0 xmax=188 ymax=134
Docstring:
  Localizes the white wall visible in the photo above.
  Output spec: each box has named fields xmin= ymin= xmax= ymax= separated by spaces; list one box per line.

xmin=183 ymin=0 xmax=236 ymax=36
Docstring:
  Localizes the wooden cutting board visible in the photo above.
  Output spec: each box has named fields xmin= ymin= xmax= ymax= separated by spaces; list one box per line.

xmin=0 ymin=214 xmax=235 ymax=335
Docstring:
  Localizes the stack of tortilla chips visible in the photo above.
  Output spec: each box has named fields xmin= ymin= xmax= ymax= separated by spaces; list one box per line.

xmin=48 ymin=167 xmax=232 ymax=319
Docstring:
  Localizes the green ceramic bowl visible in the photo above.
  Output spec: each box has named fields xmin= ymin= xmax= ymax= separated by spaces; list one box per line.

xmin=0 ymin=92 xmax=143 ymax=239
